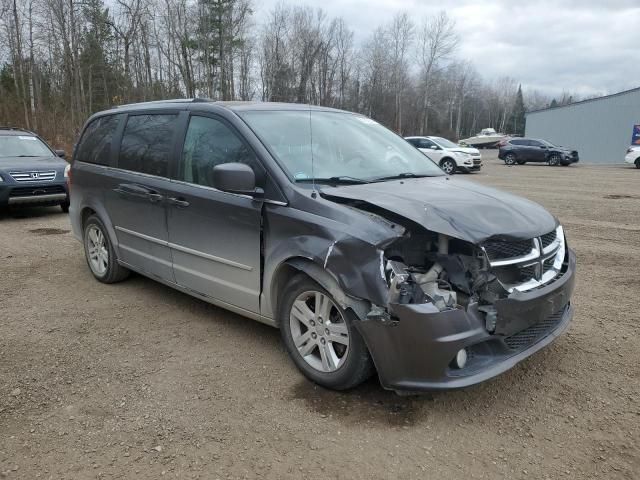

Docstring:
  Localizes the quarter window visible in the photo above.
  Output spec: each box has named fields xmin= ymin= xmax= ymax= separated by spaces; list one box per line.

xmin=77 ymin=114 xmax=121 ymax=165
xmin=180 ymin=115 xmax=258 ymax=188
xmin=119 ymin=114 xmax=178 ymax=177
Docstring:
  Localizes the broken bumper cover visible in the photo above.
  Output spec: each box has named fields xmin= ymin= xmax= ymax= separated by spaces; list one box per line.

xmin=357 ymin=249 xmax=576 ymax=392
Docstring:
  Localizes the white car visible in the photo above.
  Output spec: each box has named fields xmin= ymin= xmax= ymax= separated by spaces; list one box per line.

xmin=405 ymin=136 xmax=482 ymax=174
xmin=625 ymin=146 xmax=640 ymax=168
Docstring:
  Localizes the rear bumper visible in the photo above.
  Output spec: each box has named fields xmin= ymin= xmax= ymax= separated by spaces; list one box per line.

xmin=357 ymin=249 xmax=576 ymax=392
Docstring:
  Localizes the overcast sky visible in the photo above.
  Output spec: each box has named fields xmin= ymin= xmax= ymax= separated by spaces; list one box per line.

xmin=255 ymin=0 xmax=640 ymax=98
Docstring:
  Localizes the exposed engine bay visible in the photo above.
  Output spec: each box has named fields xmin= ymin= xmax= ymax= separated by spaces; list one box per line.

xmin=382 ymin=224 xmax=566 ymax=334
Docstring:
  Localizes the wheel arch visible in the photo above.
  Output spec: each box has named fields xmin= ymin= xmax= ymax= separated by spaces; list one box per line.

xmin=270 ymin=257 xmax=371 ymax=326
xmin=78 ymin=202 xmax=119 ymax=253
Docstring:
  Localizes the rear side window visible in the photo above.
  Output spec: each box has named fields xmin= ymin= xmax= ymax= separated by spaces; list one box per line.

xmin=510 ymin=139 xmax=526 ymax=146
xmin=180 ymin=115 xmax=259 ymax=188
xmin=77 ymin=114 xmax=121 ymax=165
xmin=118 ymin=114 xmax=179 ymax=177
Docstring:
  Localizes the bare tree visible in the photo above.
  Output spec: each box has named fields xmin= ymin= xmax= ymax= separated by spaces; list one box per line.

xmin=416 ymin=11 xmax=458 ymax=135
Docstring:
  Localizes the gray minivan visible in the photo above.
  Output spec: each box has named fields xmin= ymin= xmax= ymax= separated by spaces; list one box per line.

xmin=69 ymin=99 xmax=576 ymax=393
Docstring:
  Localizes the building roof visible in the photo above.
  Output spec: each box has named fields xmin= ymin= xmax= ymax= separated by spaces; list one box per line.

xmin=526 ymin=86 xmax=640 ymax=115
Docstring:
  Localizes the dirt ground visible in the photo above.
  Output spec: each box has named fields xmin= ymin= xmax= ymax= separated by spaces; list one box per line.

xmin=1 ymin=153 xmax=638 ymax=479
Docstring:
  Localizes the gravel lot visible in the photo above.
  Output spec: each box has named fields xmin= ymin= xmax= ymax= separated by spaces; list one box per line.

xmin=1 ymin=152 xmax=638 ymax=479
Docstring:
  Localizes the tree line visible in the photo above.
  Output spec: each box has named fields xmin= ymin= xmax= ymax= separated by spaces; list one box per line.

xmin=0 ymin=0 xmax=571 ymax=150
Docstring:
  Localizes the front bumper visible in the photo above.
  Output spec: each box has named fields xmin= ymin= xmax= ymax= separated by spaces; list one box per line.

xmin=459 ymin=158 xmax=482 ymax=172
xmin=0 ymin=181 xmax=68 ymax=206
xmin=357 ymin=249 xmax=576 ymax=392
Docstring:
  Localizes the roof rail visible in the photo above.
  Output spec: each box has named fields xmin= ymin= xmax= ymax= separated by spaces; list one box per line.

xmin=0 ymin=126 xmax=36 ymax=135
xmin=113 ymin=98 xmax=213 ymax=108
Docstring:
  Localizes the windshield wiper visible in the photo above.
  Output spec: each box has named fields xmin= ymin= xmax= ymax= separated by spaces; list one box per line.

xmin=297 ymin=176 xmax=370 ymax=185
xmin=371 ymin=172 xmax=434 ymax=182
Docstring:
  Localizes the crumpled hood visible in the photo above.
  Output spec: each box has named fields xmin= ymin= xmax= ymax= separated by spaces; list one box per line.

xmin=320 ymin=177 xmax=558 ymax=244
xmin=0 ymin=156 xmax=67 ymax=171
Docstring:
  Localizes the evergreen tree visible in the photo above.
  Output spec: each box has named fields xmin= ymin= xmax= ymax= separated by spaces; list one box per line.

xmin=509 ymin=84 xmax=526 ymax=135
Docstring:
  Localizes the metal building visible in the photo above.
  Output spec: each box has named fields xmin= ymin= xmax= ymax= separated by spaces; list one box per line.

xmin=525 ymin=87 xmax=640 ymax=164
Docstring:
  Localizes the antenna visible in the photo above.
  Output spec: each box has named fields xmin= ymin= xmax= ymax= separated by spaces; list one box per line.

xmin=309 ymin=105 xmax=317 ymax=198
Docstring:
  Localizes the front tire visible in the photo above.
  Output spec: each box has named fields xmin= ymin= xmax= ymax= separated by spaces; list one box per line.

xmin=635 ymin=158 xmax=640 ymax=169
xmin=548 ymin=154 xmax=561 ymax=166
xmin=279 ymin=275 xmax=374 ymax=390
xmin=83 ymin=215 xmax=130 ymax=283
xmin=440 ymin=158 xmax=456 ymax=175
xmin=504 ymin=153 xmax=517 ymax=165
xmin=60 ymin=201 xmax=69 ymax=213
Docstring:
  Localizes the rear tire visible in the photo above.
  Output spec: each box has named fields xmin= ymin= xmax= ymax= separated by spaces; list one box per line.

xmin=635 ymin=158 xmax=640 ymax=169
xmin=279 ymin=274 xmax=374 ymax=390
xmin=60 ymin=201 xmax=69 ymax=213
xmin=83 ymin=215 xmax=130 ymax=283
xmin=504 ymin=153 xmax=517 ymax=165
xmin=440 ymin=158 xmax=456 ymax=175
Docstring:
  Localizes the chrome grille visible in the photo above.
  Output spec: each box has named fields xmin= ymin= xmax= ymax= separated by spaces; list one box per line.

xmin=9 ymin=171 xmax=57 ymax=182
xmin=484 ymin=239 xmax=533 ymax=260
xmin=540 ymin=231 xmax=556 ymax=249
xmin=483 ymin=226 xmax=565 ymax=293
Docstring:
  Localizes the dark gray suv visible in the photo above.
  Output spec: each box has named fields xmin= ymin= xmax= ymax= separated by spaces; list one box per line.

xmin=69 ymin=100 xmax=576 ymax=393
xmin=0 ymin=127 xmax=70 ymax=212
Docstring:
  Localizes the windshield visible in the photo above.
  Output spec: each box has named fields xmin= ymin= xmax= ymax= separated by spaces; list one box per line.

xmin=0 ymin=135 xmax=52 ymax=158
xmin=431 ymin=137 xmax=460 ymax=149
xmin=239 ymin=110 xmax=445 ymax=182
xmin=540 ymin=139 xmax=557 ymax=147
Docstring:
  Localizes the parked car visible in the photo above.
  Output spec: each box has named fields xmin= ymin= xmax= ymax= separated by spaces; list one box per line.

xmin=0 ymin=127 xmax=70 ymax=212
xmin=69 ymin=100 xmax=576 ymax=393
xmin=405 ymin=136 xmax=482 ymax=174
xmin=625 ymin=146 xmax=640 ymax=168
xmin=499 ymin=138 xmax=579 ymax=166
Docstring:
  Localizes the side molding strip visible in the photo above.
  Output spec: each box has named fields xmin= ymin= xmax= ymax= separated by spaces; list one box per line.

xmin=115 ymin=225 xmax=253 ymax=271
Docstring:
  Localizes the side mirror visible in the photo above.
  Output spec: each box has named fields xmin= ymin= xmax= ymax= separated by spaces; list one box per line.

xmin=55 ymin=149 xmax=66 ymax=158
xmin=213 ymin=162 xmax=263 ymax=198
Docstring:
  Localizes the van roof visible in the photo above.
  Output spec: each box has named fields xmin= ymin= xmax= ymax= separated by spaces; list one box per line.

xmin=110 ymin=99 xmax=347 ymax=114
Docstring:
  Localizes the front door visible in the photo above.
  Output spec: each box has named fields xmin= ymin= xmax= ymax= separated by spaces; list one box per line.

xmin=417 ymin=138 xmax=444 ymax=163
xmin=166 ymin=114 xmax=262 ymax=313
xmin=104 ymin=113 xmax=181 ymax=282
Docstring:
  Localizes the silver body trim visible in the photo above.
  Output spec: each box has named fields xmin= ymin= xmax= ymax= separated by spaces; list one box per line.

xmin=115 ymin=225 xmax=253 ymax=271
xmin=8 ymin=193 xmax=67 ymax=204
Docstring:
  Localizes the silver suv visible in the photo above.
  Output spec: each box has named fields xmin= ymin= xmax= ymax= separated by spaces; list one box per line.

xmin=69 ymin=100 xmax=576 ymax=393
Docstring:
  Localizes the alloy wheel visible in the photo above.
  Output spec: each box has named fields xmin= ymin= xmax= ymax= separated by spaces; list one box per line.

xmin=87 ymin=225 xmax=108 ymax=276
xmin=441 ymin=159 xmax=455 ymax=174
xmin=549 ymin=154 xmax=561 ymax=166
xmin=289 ymin=291 xmax=350 ymax=373
xmin=505 ymin=154 xmax=516 ymax=165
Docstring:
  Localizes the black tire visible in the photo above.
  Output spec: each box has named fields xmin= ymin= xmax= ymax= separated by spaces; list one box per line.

xmin=504 ymin=153 xmax=517 ymax=165
xmin=516 ymin=160 xmax=526 ymax=165
xmin=83 ymin=215 xmax=130 ymax=283
xmin=548 ymin=154 xmax=561 ymax=166
xmin=440 ymin=158 xmax=456 ymax=175
xmin=635 ymin=158 xmax=640 ymax=169
xmin=279 ymin=274 xmax=374 ymax=390
xmin=60 ymin=201 xmax=69 ymax=213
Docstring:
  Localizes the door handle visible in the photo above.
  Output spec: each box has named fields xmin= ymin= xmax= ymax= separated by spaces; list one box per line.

xmin=115 ymin=184 xmax=163 ymax=203
xmin=167 ymin=197 xmax=190 ymax=208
